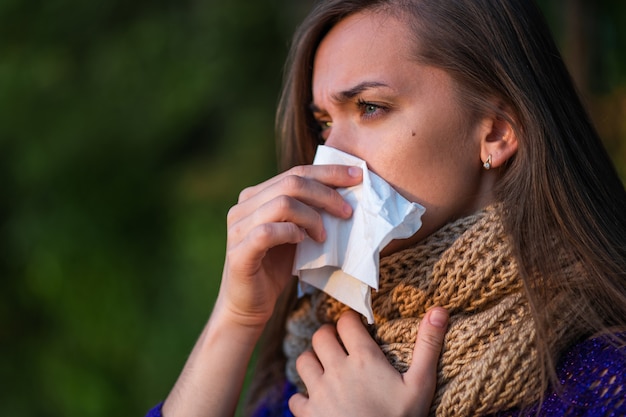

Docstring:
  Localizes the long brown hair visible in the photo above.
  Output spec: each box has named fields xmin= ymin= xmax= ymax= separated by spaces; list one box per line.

xmin=246 ymin=0 xmax=626 ymax=413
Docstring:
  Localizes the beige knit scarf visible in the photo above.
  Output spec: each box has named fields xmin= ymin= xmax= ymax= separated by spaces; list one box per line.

xmin=283 ymin=206 xmax=572 ymax=416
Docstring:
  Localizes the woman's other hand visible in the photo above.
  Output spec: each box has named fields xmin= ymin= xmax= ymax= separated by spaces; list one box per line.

xmin=215 ymin=164 xmax=363 ymax=330
xmin=289 ymin=308 xmax=448 ymax=417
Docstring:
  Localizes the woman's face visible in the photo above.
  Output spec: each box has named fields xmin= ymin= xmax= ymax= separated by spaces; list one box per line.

xmin=312 ymin=11 xmax=495 ymax=249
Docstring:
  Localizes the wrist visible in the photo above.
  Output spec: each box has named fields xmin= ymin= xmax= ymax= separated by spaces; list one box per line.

xmin=210 ymin=291 xmax=275 ymax=333
xmin=162 ymin=303 xmax=265 ymax=417
xmin=208 ymin=299 xmax=268 ymax=343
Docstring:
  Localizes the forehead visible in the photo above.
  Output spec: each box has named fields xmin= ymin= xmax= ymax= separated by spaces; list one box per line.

xmin=312 ymin=11 xmax=417 ymax=95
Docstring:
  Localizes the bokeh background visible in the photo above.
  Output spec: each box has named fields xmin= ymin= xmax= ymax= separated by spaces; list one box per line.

xmin=1 ymin=1 xmax=624 ymax=416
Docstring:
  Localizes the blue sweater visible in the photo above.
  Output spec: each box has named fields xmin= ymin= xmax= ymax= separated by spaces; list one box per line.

xmin=146 ymin=333 xmax=626 ymax=417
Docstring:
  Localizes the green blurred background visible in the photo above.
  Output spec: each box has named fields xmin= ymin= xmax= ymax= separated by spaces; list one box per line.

xmin=1 ymin=1 xmax=624 ymax=416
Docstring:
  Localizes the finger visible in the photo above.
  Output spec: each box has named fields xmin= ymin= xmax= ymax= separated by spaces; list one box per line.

xmin=296 ymin=350 xmax=323 ymax=387
xmin=229 ymin=195 xmax=326 ymax=245
xmin=230 ymin=175 xmax=355 ymax=231
xmin=404 ymin=307 xmax=448 ymax=386
xmin=228 ymin=222 xmax=305 ymax=272
xmin=311 ymin=323 xmax=346 ymax=366
xmin=239 ymin=164 xmax=363 ymax=203
xmin=288 ymin=392 xmax=308 ymax=417
xmin=335 ymin=310 xmax=383 ymax=358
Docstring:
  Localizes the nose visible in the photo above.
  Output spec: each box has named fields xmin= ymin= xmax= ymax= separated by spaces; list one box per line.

xmin=323 ymin=122 xmax=356 ymax=156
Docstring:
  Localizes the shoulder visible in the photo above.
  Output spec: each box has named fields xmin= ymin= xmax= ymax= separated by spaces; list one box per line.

xmin=539 ymin=332 xmax=626 ymax=416
xmin=493 ymin=333 xmax=626 ymax=417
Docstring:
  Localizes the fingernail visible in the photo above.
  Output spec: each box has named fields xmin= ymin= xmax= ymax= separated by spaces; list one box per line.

xmin=348 ymin=166 xmax=362 ymax=177
xmin=343 ymin=202 xmax=353 ymax=216
xmin=319 ymin=228 xmax=327 ymax=241
xmin=429 ymin=308 xmax=448 ymax=329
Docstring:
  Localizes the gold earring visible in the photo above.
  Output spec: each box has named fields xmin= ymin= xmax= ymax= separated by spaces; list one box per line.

xmin=483 ymin=154 xmax=492 ymax=170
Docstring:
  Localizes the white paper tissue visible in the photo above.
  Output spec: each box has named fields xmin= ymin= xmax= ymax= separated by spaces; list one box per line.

xmin=292 ymin=145 xmax=425 ymax=323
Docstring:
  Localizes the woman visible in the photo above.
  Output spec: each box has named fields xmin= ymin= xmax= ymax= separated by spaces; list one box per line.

xmin=148 ymin=0 xmax=626 ymax=416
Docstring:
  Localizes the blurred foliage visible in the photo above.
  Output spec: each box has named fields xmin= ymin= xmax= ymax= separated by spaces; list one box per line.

xmin=0 ymin=0 xmax=312 ymax=415
xmin=539 ymin=0 xmax=626 ymax=178
xmin=0 ymin=1 xmax=623 ymax=416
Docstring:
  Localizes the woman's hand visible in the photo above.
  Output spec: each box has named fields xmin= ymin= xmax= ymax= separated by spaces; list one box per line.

xmin=289 ymin=308 xmax=449 ymax=417
xmin=162 ymin=164 xmax=362 ymax=417
xmin=215 ymin=164 xmax=363 ymax=330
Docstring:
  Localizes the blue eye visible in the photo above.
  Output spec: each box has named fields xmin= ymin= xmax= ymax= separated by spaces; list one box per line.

xmin=357 ymin=99 xmax=388 ymax=120
xmin=364 ymin=104 xmax=378 ymax=114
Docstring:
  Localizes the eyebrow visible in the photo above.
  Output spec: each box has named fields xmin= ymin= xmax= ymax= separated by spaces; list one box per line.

xmin=332 ymin=81 xmax=390 ymax=101
xmin=310 ymin=81 xmax=391 ymax=113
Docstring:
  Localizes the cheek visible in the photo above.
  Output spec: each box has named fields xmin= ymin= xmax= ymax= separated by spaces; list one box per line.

xmin=362 ymin=130 xmax=434 ymax=200
xmin=379 ymin=126 xmax=480 ymax=206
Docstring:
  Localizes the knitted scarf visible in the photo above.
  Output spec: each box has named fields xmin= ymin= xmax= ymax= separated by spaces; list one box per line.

xmin=283 ymin=206 xmax=575 ymax=416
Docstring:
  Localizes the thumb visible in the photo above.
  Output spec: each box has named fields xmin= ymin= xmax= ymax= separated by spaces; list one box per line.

xmin=404 ymin=307 xmax=448 ymax=388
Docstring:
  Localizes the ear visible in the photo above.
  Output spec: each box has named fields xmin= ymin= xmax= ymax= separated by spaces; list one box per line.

xmin=479 ymin=114 xmax=518 ymax=169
